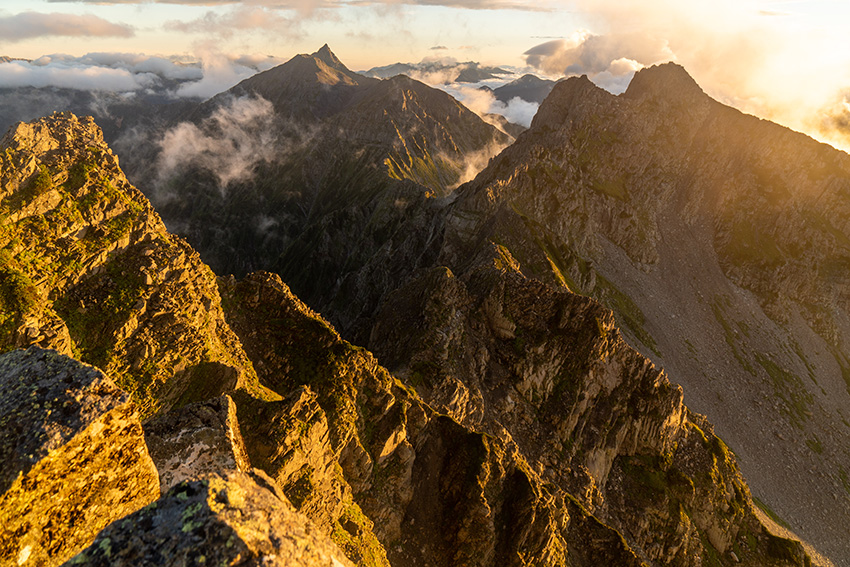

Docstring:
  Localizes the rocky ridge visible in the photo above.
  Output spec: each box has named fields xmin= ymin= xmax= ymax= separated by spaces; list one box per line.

xmin=439 ymin=63 xmax=850 ymax=562
xmin=0 ymin=113 xmax=812 ymax=566
xmin=0 ymin=347 xmax=159 ymax=566
xmin=0 ymin=111 xmax=274 ymax=418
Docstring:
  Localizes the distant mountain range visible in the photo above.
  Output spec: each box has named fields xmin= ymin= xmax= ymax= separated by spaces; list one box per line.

xmin=362 ymin=60 xmax=510 ymax=84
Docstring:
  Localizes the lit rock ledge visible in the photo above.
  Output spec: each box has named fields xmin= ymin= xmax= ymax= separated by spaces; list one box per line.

xmin=64 ymin=471 xmax=356 ymax=567
xmin=143 ymin=394 xmax=252 ymax=493
xmin=0 ymin=346 xmax=160 ymax=566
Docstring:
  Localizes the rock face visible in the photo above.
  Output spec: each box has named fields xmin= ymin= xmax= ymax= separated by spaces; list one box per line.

xmin=143 ymin=395 xmax=251 ymax=492
xmin=0 ymin=347 xmax=159 ymax=566
xmin=64 ymin=471 xmax=355 ymax=567
xmin=440 ymin=63 xmax=850 ymax=562
xmin=219 ymin=271 xmax=809 ymax=567
xmin=0 ymin=111 xmax=274 ymax=418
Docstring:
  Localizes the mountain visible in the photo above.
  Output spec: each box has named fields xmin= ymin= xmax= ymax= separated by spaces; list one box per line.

xmin=491 ymin=73 xmax=557 ymax=104
xmin=0 ymin=112 xmax=271 ymax=417
xmin=214 ymin=44 xmax=379 ymax=121
xmin=0 ymin=112 xmax=811 ymax=565
xmin=435 ymin=62 xmax=850 ymax=562
xmin=131 ymin=46 xmax=511 ymax=323
xmin=362 ymin=60 xmax=510 ymax=84
xmin=143 ymin=58 xmax=850 ymax=562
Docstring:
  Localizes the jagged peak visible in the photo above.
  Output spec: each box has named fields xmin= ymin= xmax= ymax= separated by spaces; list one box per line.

xmin=530 ymin=74 xmax=611 ymax=129
xmin=312 ymin=44 xmax=345 ymax=70
xmin=1 ymin=111 xmax=107 ymax=156
xmin=623 ymin=62 xmax=706 ymax=102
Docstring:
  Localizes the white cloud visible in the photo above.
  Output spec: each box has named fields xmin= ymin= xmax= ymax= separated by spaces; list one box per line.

xmin=175 ymin=49 xmax=266 ymax=99
xmin=156 ymin=95 xmax=278 ymax=189
xmin=0 ymin=51 xmax=284 ymax=98
xmin=441 ymin=83 xmax=538 ymax=128
xmin=0 ymin=59 xmax=144 ymax=91
xmin=0 ymin=12 xmax=133 ymax=42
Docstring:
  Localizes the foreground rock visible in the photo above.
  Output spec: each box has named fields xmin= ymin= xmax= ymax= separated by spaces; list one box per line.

xmin=65 ymin=471 xmax=355 ymax=567
xmin=0 ymin=347 xmax=159 ymax=566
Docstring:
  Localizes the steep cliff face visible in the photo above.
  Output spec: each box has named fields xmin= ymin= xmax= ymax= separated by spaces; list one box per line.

xmin=217 ymin=271 xmax=807 ymax=567
xmin=0 ymin=112 xmax=272 ymax=417
xmin=443 ymin=63 xmax=850 ymax=562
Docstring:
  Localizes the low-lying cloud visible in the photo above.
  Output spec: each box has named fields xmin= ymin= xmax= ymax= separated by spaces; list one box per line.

xmin=442 ymin=83 xmax=538 ymax=129
xmin=0 ymin=59 xmax=146 ymax=91
xmin=156 ymin=95 xmax=278 ymax=191
xmin=0 ymin=12 xmax=133 ymax=42
xmin=0 ymin=51 xmax=283 ymax=98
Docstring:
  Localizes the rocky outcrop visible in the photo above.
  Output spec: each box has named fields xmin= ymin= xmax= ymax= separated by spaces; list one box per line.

xmin=0 ymin=347 xmax=159 ymax=566
xmin=64 ymin=471 xmax=356 ymax=567
xmin=143 ymin=395 xmax=251 ymax=493
xmin=219 ymin=271 xmax=807 ymax=566
xmin=0 ymin=112 xmax=274 ymax=418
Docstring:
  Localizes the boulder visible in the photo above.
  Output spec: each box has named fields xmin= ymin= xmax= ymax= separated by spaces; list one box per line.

xmin=0 ymin=347 xmax=159 ymax=566
xmin=143 ymin=395 xmax=251 ymax=493
xmin=64 ymin=471 xmax=355 ymax=567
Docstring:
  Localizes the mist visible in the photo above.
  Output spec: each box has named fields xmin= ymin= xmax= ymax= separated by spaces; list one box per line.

xmin=156 ymin=95 xmax=279 ymax=193
xmin=523 ymin=0 xmax=850 ymax=151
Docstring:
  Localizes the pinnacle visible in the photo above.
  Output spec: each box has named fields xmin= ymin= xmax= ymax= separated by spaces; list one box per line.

xmin=623 ymin=62 xmax=706 ymax=102
xmin=313 ymin=44 xmax=343 ymax=68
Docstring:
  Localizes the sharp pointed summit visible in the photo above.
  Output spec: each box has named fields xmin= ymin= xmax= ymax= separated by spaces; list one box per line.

xmin=313 ymin=44 xmax=344 ymax=69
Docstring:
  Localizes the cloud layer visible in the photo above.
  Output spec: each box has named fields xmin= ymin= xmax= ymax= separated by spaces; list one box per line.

xmin=0 ymin=51 xmax=283 ymax=98
xmin=0 ymin=12 xmax=133 ymax=42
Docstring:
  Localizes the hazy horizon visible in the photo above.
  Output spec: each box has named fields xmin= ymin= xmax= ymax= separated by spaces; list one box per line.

xmin=2 ymin=1 xmax=850 ymax=151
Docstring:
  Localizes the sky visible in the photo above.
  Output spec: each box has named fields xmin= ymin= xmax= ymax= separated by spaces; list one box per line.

xmin=2 ymin=0 xmax=850 ymax=149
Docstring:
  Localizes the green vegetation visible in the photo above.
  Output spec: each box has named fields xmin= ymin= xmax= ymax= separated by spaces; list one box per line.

xmin=592 ymin=176 xmax=628 ymax=201
xmin=754 ymin=352 xmax=811 ymax=428
xmin=596 ymin=274 xmax=660 ymax=357
xmin=331 ymin=497 xmax=390 ymax=567
xmin=0 ymin=265 xmax=40 ymax=351
xmin=839 ymin=467 xmax=850 ymax=496
xmin=805 ymin=436 xmax=824 ymax=454
xmin=722 ymin=218 xmax=785 ymax=267
xmin=711 ymin=296 xmax=754 ymax=375
xmin=753 ymin=495 xmax=791 ymax=529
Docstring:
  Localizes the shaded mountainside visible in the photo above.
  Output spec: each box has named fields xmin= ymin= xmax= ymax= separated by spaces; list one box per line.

xmin=440 ymin=63 xmax=850 ymax=562
xmin=0 ymin=115 xmax=810 ymax=565
xmin=126 ymin=46 xmax=510 ymax=322
xmin=492 ymin=74 xmax=558 ymax=105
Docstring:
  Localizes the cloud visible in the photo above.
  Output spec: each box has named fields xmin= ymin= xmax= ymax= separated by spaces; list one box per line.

xmin=518 ymin=0 xmax=850 ymax=150
xmin=0 ymin=59 xmax=145 ymax=91
xmin=156 ymin=95 xmax=279 ymax=190
xmin=442 ymin=83 xmax=538 ymax=128
xmin=523 ymin=30 xmax=671 ymax=93
xmin=0 ymin=12 xmax=133 ymax=42
xmin=0 ymin=51 xmax=283 ymax=98
xmin=49 ymin=0 xmax=553 ymax=9
xmin=174 ymin=48 xmax=284 ymax=99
